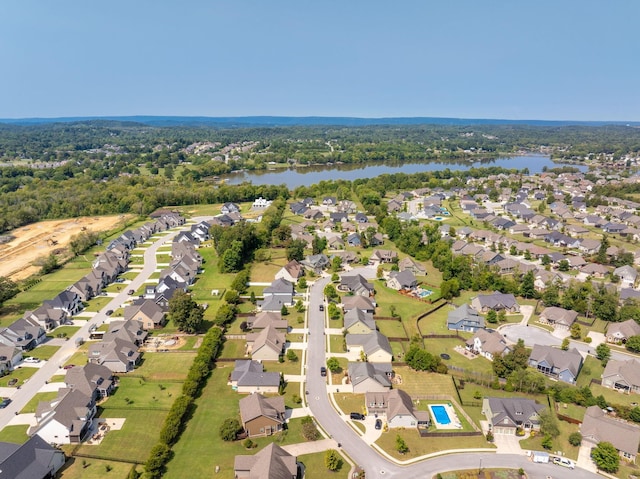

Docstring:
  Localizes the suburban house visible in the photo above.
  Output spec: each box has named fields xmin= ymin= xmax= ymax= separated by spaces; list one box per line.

xmin=0 ymin=344 xmax=22 ymax=373
xmin=601 ymin=359 xmax=640 ymax=394
xmin=259 ymin=279 xmax=295 ymax=312
xmin=365 ymin=389 xmax=430 ymax=429
xmin=246 ymin=325 xmax=286 ymax=361
xmin=466 ymin=329 xmax=511 ymax=361
xmin=64 ymin=363 xmax=115 ymax=401
xmin=370 ymin=249 xmax=398 ymax=264
xmin=386 ymin=270 xmax=418 ymax=291
xmin=251 ymin=197 xmax=272 ymax=209
xmin=398 ymin=257 xmax=427 ymax=275
xmin=0 ymin=434 xmax=66 ymax=479
xmin=345 ymin=332 xmax=393 ymax=363
xmin=447 ymin=304 xmax=484 ymax=332
xmin=342 ymin=295 xmax=376 ymax=314
xmin=528 ymin=345 xmax=583 ymax=384
xmin=348 ymin=362 xmax=392 ymax=393
xmin=87 ymin=338 xmax=140 ymax=373
xmin=123 ymin=300 xmax=166 ymax=330
xmin=0 ymin=318 xmax=47 ymax=351
xmin=606 ymin=319 xmax=640 ymax=344
xmin=338 ymin=274 xmax=374 ymax=296
xmin=343 ymin=309 xmax=377 ymax=335
xmin=229 ymin=360 xmax=281 ymax=394
xmin=103 ymin=320 xmax=148 ymax=346
xmin=300 ymin=254 xmax=330 ymax=273
xmin=471 ymin=292 xmax=520 ymax=313
xmin=247 ymin=311 xmax=289 ymax=331
xmin=275 ymin=260 xmax=304 ymax=284
xmin=221 ymin=202 xmax=240 ymax=215
xmin=614 ymin=265 xmax=638 ymax=287
xmin=581 ymin=405 xmax=640 ymax=463
xmin=29 ymin=389 xmax=96 ymax=444
xmin=482 ymin=397 xmax=545 ymax=435
xmin=539 ymin=306 xmax=579 ymax=329
xmin=239 ymin=393 xmax=286 ymax=438
xmin=234 ymin=443 xmax=297 ymax=479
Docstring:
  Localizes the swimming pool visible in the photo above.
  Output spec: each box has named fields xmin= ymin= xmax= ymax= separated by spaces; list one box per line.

xmin=418 ymin=289 xmax=432 ymax=298
xmin=429 ymin=405 xmax=451 ymax=425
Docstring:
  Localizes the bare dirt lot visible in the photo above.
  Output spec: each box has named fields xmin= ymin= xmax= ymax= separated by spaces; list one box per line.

xmin=0 ymin=215 xmax=131 ymax=281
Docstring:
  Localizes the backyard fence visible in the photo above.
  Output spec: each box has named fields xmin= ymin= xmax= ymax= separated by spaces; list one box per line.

xmin=70 ymin=450 xmax=141 ymax=465
xmin=556 ymin=413 xmax=582 ymax=425
xmin=419 ymin=430 xmax=483 ymax=438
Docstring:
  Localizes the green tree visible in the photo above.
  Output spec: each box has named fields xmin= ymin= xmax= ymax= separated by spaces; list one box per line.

xmin=541 ymin=434 xmax=553 ymax=450
xmin=591 ymin=442 xmax=619 ymax=473
xmin=541 ymin=254 xmax=551 ymax=266
xmin=570 ymin=322 xmax=581 ymax=339
xmin=326 ymin=357 xmax=341 ymax=373
xmin=486 ymin=310 xmax=498 ymax=324
xmin=324 ymin=284 xmax=339 ymax=301
xmin=219 ymin=417 xmax=241 ymax=441
xmin=568 ymin=432 xmax=582 ymax=446
xmin=561 ymin=338 xmax=570 ymax=351
xmin=286 ymin=349 xmax=298 ymax=362
xmin=440 ymin=278 xmax=460 ymax=300
xmin=519 ymin=270 xmax=536 ymax=298
xmin=626 ymin=335 xmax=640 ymax=353
xmin=0 ymin=276 xmax=19 ymax=307
xmin=168 ymin=291 xmax=204 ymax=333
xmin=286 ymin=239 xmax=307 ymax=261
xmin=497 ymin=310 xmax=506 ymax=323
xmin=597 ymin=234 xmax=610 ymax=264
xmin=395 ymin=435 xmax=409 ymax=454
xmin=541 ymin=282 xmax=560 ymax=307
xmin=324 ymin=449 xmax=341 ymax=471
xmin=214 ymin=303 xmax=237 ymax=327
xmin=220 ymin=240 xmax=244 ymax=273
xmin=404 ymin=345 xmax=443 ymax=372
xmin=596 ymin=343 xmax=611 ymax=365
xmin=144 ymin=443 xmax=171 ymax=479
xmin=558 ymin=259 xmax=570 ymax=272
xmin=298 ymin=277 xmax=308 ymax=289
xmin=331 ymin=256 xmax=342 ymax=272
xmin=281 ymin=304 xmax=289 ymax=316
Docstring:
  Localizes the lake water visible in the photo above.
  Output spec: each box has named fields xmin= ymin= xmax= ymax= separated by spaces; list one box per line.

xmin=222 ymin=154 xmax=586 ymax=189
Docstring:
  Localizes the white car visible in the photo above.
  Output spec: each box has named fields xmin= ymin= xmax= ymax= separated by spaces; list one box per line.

xmin=23 ymin=357 xmax=41 ymax=364
xmin=553 ymin=457 xmax=575 ymax=469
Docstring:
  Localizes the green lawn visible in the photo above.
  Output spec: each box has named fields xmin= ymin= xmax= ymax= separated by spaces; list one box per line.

xmin=423 ymin=338 xmax=494 ymax=375
xmin=576 ymin=355 xmax=604 ymax=387
xmin=265 ymin=355 xmax=304 ymax=376
xmin=417 ymin=304 xmax=454 ymax=335
xmin=375 ymin=428 xmax=493 ymax=459
xmin=28 ymin=344 xmax=62 ymax=360
xmin=2 ymin=366 xmax=37 ymax=387
xmin=63 ymin=350 xmax=88 ymax=367
xmin=58 ymin=458 xmax=138 ymax=479
xmin=131 ymin=352 xmax=196 ymax=381
xmin=0 ymin=425 xmax=29 ymax=444
xmin=164 ymin=366 xmax=312 ymax=479
xmin=376 ymin=319 xmax=408 ymax=338
xmin=46 ymin=325 xmax=81 ymax=339
xmin=334 ymin=393 xmax=366 ymax=416
xmin=219 ymin=339 xmax=246 ymax=359
xmin=395 ymin=368 xmax=458 ymax=398
xmin=519 ymin=414 xmax=581 ymax=460
xmin=20 ymin=391 xmax=59 ymax=413
xmin=299 ymin=452 xmax=349 ymax=479
xmin=103 ymin=377 xmax=182 ymax=410
xmin=329 ymin=334 xmax=346 ymax=353
xmin=278 ymin=381 xmax=304 ymax=409
xmin=82 ymin=296 xmax=113 ymax=312
xmin=72 ymin=409 xmax=169 ymax=464
xmin=374 ymin=283 xmax=431 ymax=339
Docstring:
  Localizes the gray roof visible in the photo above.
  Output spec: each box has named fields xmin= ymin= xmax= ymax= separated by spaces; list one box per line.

xmin=0 ymin=434 xmax=65 ymax=479
xmin=231 ymin=360 xmax=280 ymax=387
xmin=472 ymin=292 xmax=519 ymax=310
xmin=540 ymin=307 xmax=578 ymax=327
xmin=346 ymin=331 xmax=392 ymax=357
xmin=64 ymin=363 xmax=113 ymax=398
xmin=348 ymin=362 xmax=391 ymax=389
xmin=486 ymin=397 xmax=545 ymax=427
xmin=602 ymin=358 xmax=640 ymax=389
xmin=607 ymin=319 xmax=640 ymax=340
xmin=447 ymin=304 xmax=483 ymax=328
xmin=581 ymin=406 xmax=640 ymax=455
xmin=340 ymin=274 xmax=374 ymax=294
xmin=342 ymin=295 xmax=375 ymax=311
xmin=239 ymin=393 xmax=285 ymax=424
xmin=529 ymin=345 xmax=583 ymax=377
xmin=234 ymin=443 xmax=297 ymax=479
xmin=343 ymin=309 xmax=376 ymax=332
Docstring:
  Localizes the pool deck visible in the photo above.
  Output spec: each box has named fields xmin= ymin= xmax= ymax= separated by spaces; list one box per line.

xmin=429 ymin=403 xmax=463 ymax=430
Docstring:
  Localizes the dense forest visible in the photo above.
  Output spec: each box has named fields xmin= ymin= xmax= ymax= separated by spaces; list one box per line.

xmin=1 ymin=120 xmax=640 ymax=234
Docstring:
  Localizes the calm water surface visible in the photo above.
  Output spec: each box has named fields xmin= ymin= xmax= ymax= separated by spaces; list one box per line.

xmin=222 ymin=155 xmax=586 ymax=189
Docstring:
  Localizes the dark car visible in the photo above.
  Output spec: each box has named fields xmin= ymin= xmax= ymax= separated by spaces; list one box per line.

xmin=320 ymin=366 xmax=327 ymax=377
xmin=63 ymin=364 xmax=76 ymax=370
xmin=105 ymin=309 xmax=113 ymax=316
xmin=0 ymin=398 xmax=11 ymax=409
xmin=375 ymin=419 xmax=382 ymax=430
xmin=127 ymin=289 xmax=135 ymax=295
xmin=350 ymin=412 xmax=365 ymax=420
xmin=319 ymin=304 xmax=324 ymax=312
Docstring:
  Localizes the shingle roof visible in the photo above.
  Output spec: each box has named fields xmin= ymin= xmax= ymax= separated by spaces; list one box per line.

xmin=581 ymin=406 xmax=640 ymax=455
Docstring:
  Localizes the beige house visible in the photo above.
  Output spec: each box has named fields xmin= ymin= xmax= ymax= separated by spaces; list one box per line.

xmin=539 ymin=306 xmax=578 ymax=329
xmin=246 ymin=325 xmax=286 ymax=361
xmin=581 ymin=405 xmax=640 ymax=463
xmin=607 ymin=319 xmax=640 ymax=344
xmin=482 ymin=397 xmax=544 ymax=435
xmin=343 ymin=309 xmax=376 ymax=335
xmin=123 ymin=300 xmax=166 ymax=330
xmin=348 ymin=362 xmax=391 ymax=393
xmin=345 ymin=332 xmax=393 ymax=363
xmin=234 ymin=443 xmax=297 ymax=479
xmin=602 ymin=359 xmax=640 ymax=394
xmin=275 ymin=260 xmax=304 ymax=284
xmin=239 ymin=393 xmax=285 ymax=438
xmin=466 ymin=329 xmax=511 ymax=361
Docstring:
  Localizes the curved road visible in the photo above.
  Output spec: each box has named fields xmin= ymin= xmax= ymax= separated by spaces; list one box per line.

xmin=305 ymin=268 xmax=600 ymax=479
xmin=0 ymin=220 xmax=203 ymax=430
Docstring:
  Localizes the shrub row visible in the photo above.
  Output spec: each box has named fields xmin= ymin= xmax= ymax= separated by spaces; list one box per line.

xmin=144 ymin=326 xmax=224 ymax=478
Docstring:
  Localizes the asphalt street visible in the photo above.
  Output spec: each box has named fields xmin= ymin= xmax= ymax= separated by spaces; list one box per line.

xmin=304 ymin=267 xmax=601 ymax=479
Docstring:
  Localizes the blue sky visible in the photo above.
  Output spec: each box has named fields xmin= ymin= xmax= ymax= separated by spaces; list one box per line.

xmin=0 ymin=1 xmax=638 ymax=120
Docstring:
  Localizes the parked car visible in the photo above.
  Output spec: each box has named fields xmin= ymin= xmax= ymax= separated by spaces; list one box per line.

xmin=8 ymin=378 xmax=18 ymax=386
xmin=553 ymin=457 xmax=575 ymax=469
xmin=105 ymin=309 xmax=113 ymax=316
xmin=350 ymin=412 xmax=365 ymax=420
xmin=0 ymin=398 xmax=11 ymax=409
xmin=24 ymin=357 xmax=40 ymax=364
xmin=115 ymin=278 xmax=124 ymax=283
xmin=127 ymin=289 xmax=135 ymax=295
xmin=320 ymin=366 xmax=327 ymax=377
xmin=63 ymin=364 xmax=76 ymax=370
xmin=319 ymin=304 xmax=324 ymax=312
xmin=375 ymin=419 xmax=382 ymax=430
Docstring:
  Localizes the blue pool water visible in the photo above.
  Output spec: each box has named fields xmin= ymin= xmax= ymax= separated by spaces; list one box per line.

xmin=418 ymin=290 xmax=432 ymax=298
xmin=430 ymin=405 xmax=451 ymax=425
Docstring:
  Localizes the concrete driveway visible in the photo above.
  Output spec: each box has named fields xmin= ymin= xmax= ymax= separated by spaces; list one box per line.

xmin=493 ymin=432 xmax=524 ymax=455
xmin=577 ymin=444 xmax=597 ymax=472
